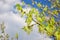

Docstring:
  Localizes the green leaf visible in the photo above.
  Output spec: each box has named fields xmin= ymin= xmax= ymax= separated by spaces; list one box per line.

xmin=49 ymin=17 xmax=55 ymax=25
xmin=52 ymin=10 xmax=58 ymax=15
xmin=26 ymin=17 xmax=32 ymax=25
xmin=26 ymin=13 xmax=32 ymax=25
xmin=1 ymin=22 xmax=5 ymax=33
xmin=0 ymin=35 xmax=3 ymax=38
xmin=43 ymin=6 xmax=48 ymax=12
xmin=16 ymin=4 xmax=22 ymax=11
xmin=15 ymin=33 xmax=18 ymax=39
xmin=6 ymin=34 xmax=9 ymax=38
xmin=45 ymin=25 xmax=56 ymax=36
xmin=36 ymin=16 xmax=43 ymax=22
xmin=38 ymin=25 xmax=45 ymax=33
xmin=22 ymin=26 xmax=32 ymax=34
xmin=54 ymin=31 xmax=60 ymax=40
xmin=37 ymin=3 xmax=42 ymax=8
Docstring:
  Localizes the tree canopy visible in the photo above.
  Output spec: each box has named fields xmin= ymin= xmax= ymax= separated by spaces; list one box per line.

xmin=16 ymin=0 xmax=60 ymax=40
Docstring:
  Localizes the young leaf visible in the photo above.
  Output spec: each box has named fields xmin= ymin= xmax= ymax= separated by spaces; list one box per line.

xmin=16 ymin=4 xmax=22 ymax=11
xmin=43 ymin=6 xmax=48 ymax=12
xmin=52 ymin=10 xmax=58 ymax=15
xmin=45 ymin=25 xmax=56 ymax=36
xmin=38 ymin=25 xmax=45 ymax=33
xmin=54 ymin=31 xmax=60 ymax=40
xmin=22 ymin=26 xmax=32 ymax=34
xmin=36 ymin=16 xmax=43 ymax=22
xmin=26 ymin=13 xmax=32 ymax=25
xmin=37 ymin=3 xmax=42 ymax=8
xmin=49 ymin=17 xmax=55 ymax=25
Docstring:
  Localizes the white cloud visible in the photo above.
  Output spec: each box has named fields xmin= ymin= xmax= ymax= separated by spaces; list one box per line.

xmin=0 ymin=0 xmax=11 ymax=13
xmin=0 ymin=11 xmax=26 ymax=37
xmin=0 ymin=11 xmax=26 ymax=27
xmin=0 ymin=0 xmax=23 ymax=13
xmin=5 ymin=0 xmax=16 ymax=4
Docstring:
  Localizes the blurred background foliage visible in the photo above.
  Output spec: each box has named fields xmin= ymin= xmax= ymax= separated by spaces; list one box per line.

xmin=0 ymin=22 xmax=18 ymax=40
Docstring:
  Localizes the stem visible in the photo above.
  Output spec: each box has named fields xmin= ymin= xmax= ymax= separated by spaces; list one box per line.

xmin=32 ymin=18 xmax=41 ymax=25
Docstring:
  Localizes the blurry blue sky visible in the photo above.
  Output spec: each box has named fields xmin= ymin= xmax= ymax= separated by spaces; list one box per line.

xmin=0 ymin=0 xmax=56 ymax=40
xmin=23 ymin=0 xmax=51 ymax=7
